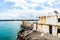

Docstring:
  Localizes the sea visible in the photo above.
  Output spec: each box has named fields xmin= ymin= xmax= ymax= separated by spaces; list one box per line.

xmin=0 ymin=21 xmax=22 ymax=40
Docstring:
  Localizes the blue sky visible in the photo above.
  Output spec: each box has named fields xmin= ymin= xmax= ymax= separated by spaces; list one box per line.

xmin=0 ymin=0 xmax=60 ymax=19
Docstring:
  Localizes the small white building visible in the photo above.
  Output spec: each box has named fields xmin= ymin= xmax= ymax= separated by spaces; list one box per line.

xmin=33 ymin=11 xmax=60 ymax=38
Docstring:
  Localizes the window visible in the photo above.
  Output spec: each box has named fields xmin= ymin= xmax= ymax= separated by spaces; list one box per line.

xmin=58 ymin=18 xmax=60 ymax=22
xmin=49 ymin=25 xmax=52 ymax=34
xmin=57 ymin=29 xmax=60 ymax=33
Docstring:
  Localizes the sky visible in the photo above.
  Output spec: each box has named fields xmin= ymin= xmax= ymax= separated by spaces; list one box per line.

xmin=0 ymin=0 xmax=60 ymax=19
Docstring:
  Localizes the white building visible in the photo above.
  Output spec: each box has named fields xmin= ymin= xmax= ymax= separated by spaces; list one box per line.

xmin=33 ymin=11 xmax=60 ymax=38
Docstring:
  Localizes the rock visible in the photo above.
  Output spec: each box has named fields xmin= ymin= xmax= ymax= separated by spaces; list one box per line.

xmin=17 ymin=30 xmax=58 ymax=40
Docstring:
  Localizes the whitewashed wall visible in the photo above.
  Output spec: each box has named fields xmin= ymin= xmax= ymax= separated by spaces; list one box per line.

xmin=52 ymin=26 xmax=57 ymax=36
xmin=58 ymin=33 xmax=60 ymax=38
xmin=46 ymin=16 xmax=57 ymax=25
xmin=33 ymin=24 xmax=36 ymax=30
xmin=37 ymin=16 xmax=59 ymax=37
xmin=42 ymin=25 xmax=49 ymax=33
xmin=37 ymin=25 xmax=42 ymax=32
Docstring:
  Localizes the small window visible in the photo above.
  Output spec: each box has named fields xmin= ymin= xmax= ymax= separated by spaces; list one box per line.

xmin=58 ymin=18 xmax=60 ymax=22
xmin=57 ymin=29 xmax=60 ymax=33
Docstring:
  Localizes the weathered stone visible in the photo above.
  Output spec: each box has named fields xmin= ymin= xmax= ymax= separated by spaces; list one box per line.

xmin=17 ymin=30 xmax=58 ymax=40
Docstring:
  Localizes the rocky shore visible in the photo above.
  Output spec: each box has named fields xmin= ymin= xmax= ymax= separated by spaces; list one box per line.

xmin=17 ymin=30 xmax=59 ymax=40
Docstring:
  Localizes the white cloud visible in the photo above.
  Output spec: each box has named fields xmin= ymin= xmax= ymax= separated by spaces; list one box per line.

xmin=0 ymin=7 xmax=60 ymax=19
xmin=5 ymin=0 xmax=28 ymax=7
xmin=5 ymin=0 xmax=57 ymax=7
xmin=4 ymin=0 xmax=59 ymax=10
xmin=2 ymin=0 xmax=60 ymax=19
xmin=0 ymin=9 xmax=38 ymax=19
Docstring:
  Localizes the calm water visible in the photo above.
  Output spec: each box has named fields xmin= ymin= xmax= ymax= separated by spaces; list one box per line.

xmin=0 ymin=21 xmax=21 ymax=40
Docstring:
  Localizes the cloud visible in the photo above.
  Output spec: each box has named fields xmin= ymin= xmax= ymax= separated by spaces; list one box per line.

xmin=0 ymin=8 xmax=60 ymax=19
xmin=0 ymin=9 xmax=38 ymax=19
xmin=0 ymin=0 xmax=59 ymax=19
xmin=4 ymin=0 xmax=57 ymax=7
xmin=4 ymin=0 xmax=60 ymax=10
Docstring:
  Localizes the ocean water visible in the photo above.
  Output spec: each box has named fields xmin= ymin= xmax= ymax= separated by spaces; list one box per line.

xmin=0 ymin=21 xmax=21 ymax=40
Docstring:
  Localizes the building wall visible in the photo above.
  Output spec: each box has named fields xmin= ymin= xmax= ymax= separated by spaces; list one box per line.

xmin=33 ymin=24 xmax=36 ymax=30
xmin=37 ymin=25 xmax=42 ymax=32
xmin=57 ymin=15 xmax=60 ymax=38
xmin=37 ymin=16 xmax=46 ymax=32
xmin=46 ymin=16 xmax=58 ymax=36
xmin=57 ymin=33 xmax=60 ymax=38
xmin=46 ymin=16 xmax=57 ymax=25
xmin=37 ymin=16 xmax=49 ymax=33
xmin=52 ymin=26 xmax=57 ymax=36
xmin=42 ymin=25 xmax=49 ymax=33
xmin=37 ymin=16 xmax=58 ymax=37
xmin=39 ymin=16 xmax=46 ymax=24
